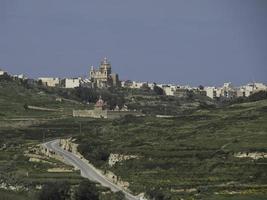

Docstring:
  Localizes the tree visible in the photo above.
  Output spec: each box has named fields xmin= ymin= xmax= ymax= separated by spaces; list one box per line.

xmin=39 ymin=182 xmax=70 ymax=200
xmin=198 ymin=85 xmax=204 ymax=90
xmin=23 ymin=103 xmax=29 ymax=110
xmin=140 ymin=83 xmax=150 ymax=91
xmin=113 ymin=191 xmax=126 ymax=200
xmin=248 ymin=90 xmax=267 ymax=101
xmin=75 ymin=180 xmax=99 ymax=200
xmin=146 ymin=187 xmax=171 ymax=200
xmin=153 ymin=85 xmax=164 ymax=95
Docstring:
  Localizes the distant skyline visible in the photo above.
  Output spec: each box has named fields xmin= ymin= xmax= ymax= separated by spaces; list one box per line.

xmin=0 ymin=0 xmax=267 ymax=86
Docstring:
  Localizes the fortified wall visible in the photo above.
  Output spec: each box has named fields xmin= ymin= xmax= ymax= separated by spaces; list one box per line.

xmin=73 ymin=97 xmax=143 ymax=119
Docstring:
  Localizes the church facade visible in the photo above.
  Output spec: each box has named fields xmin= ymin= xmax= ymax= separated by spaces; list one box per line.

xmin=89 ymin=58 xmax=120 ymax=88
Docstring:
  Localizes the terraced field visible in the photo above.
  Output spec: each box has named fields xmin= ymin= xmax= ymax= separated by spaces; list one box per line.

xmin=74 ymin=100 xmax=267 ymax=199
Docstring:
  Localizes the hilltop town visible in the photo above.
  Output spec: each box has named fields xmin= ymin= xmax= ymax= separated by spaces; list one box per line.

xmin=1 ymin=58 xmax=266 ymax=101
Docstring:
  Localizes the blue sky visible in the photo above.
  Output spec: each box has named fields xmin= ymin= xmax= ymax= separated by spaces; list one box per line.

xmin=0 ymin=0 xmax=266 ymax=86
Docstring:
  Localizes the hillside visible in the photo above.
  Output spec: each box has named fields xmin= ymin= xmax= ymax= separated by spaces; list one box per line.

xmin=0 ymin=78 xmax=90 ymax=120
xmin=0 ymin=78 xmax=266 ymax=200
xmin=0 ymin=78 xmax=123 ymax=200
xmin=74 ymin=99 xmax=267 ymax=200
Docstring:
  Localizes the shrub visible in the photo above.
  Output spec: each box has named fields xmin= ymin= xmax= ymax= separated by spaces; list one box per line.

xmin=75 ymin=180 xmax=99 ymax=200
xmin=39 ymin=181 xmax=70 ymax=200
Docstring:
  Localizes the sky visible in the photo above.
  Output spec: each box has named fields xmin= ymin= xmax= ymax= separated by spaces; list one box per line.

xmin=0 ymin=0 xmax=266 ymax=86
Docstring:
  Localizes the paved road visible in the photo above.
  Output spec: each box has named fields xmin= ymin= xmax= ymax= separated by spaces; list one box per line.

xmin=43 ymin=139 xmax=139 ymax=200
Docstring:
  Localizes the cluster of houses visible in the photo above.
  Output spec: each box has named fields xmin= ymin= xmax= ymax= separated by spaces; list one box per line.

xmin=1 ymin=61 xmax=266 ymax=100
xmin=120 ymin=80 xmax=267 ymax=99
xmin=203 ymin=82 xmax=267 ymax=99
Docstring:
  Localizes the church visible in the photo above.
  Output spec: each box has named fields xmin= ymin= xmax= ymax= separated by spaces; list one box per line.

xmin=89 ymin=58 xmax=120 ymax=88
xmin=73 ymin=96 xmax=143 ymax=119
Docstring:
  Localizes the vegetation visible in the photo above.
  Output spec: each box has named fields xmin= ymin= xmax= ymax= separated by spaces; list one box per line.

xmin=0 ymin=77 xmax=267 ymax=199
xmin=0 ymin=78 xmax=125 ymax=199
xmin=75 ymin=99 xmax=267 ymax=199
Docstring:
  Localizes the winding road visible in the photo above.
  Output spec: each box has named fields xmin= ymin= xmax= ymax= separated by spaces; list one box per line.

xmin=43 ymin=139 xmax=139 ymax=200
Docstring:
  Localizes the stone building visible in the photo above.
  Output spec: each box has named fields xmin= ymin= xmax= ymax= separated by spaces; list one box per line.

xmin=38 ymin=77 xmax=60 ymax=87
xmin=0 ymin=69 xmax=6 ymax=76
xmin=204 ymin=86 xmax=218 ymax=99
xmin=161 ymin=85 xmax=178 ymax=96
xmin=238 ymin=82 xmax=267 ymax=97
xmin=13 ymin=74 xmax=27 ymax=80
xmin=61 ymin=78 xmax=81 ymax=88
xmin=89 ymin=58 xmax=120 ymax=88
xmin=204 ymin=83 xmax=237 ymax=99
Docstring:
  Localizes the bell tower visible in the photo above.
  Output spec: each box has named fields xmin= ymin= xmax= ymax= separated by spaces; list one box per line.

xmin=100 ymin=57 xmax=111 ymax=76
xmin=89 ymin=66 xmax=95 ymax=78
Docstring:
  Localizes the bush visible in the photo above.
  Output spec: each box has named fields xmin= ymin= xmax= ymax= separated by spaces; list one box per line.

xmin=113 ymin=191 xmax=126 ymax=200
xmin=147 ymin=188 xmax=171 ymax=200
xmin=39 ymin=182 xmax=70 ymax=200
xmin=75 ymin=180 xmax=99 ymax=200
xmin=249 ymin=90 xmax=267 ymax=101
xmin=153 ymin=85 xmax=164 ymax=95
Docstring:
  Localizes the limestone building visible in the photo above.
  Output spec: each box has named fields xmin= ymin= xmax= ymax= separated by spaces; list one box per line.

xmin=89 ymin=58 xmax=120 ymax=88
xmin=38 ymin=77 xmax=60 ymax=87
xmin=0 ymin=69 xmax=8 ymax=77
xmin=61 ymin=78 xmax=81 ymax=88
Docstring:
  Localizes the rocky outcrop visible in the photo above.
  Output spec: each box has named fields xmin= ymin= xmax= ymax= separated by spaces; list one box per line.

xmin=108 ymin=153 xmax=138 ymax=167
xmin=59 ymin=138 xmax=80 ymax=156
xmin=0 ymin=181 xmax=27 ymax=192
xmin=234 ymin=152 xmax=267 ymax=160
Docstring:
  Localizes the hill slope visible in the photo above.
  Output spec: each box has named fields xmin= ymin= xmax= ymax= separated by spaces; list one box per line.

xmin=74 ymin=99 xmax=267 ymax=200
xmin=0 ymin=77 xmax=266 ymax=199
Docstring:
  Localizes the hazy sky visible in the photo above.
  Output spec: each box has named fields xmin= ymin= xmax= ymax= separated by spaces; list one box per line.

xmin=0 ymin=0 xmax=266 ymax=86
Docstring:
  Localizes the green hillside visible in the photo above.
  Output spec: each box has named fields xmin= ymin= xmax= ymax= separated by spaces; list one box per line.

xmin=0 ymin=78 xmax=90 ymax=120
xmin=0 ymin=78 xmax=118 ymax=200
xmin=0 ymin=77 xmax=266 ymax=199
xmin=75 ymin=99 xmax=267 ymax=199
